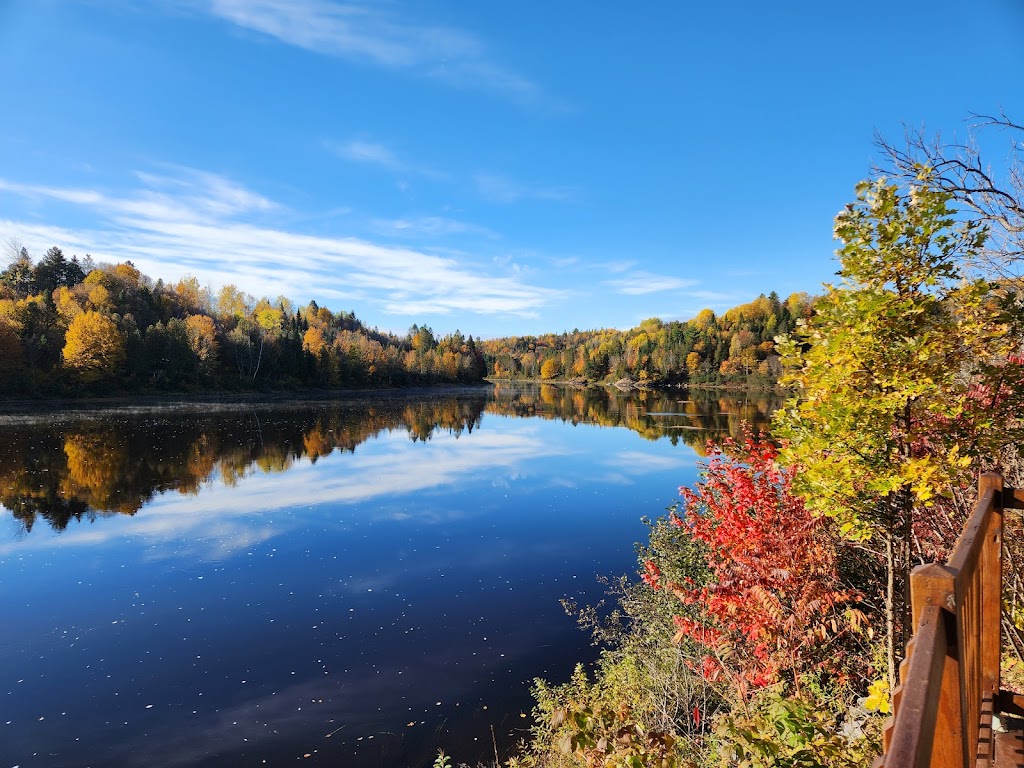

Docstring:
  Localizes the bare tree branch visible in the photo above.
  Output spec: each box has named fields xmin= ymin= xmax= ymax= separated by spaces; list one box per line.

xmin=2 ymin=237 xmax=27 ymax=268
xmin=874 ymin=115 xmax=1024 ymax=279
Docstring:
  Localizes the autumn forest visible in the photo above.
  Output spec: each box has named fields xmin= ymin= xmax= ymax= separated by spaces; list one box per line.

xmin=4 ymin=124 xmax=1024 ymax=768
xmin=0 ymin=241 xmax=810 ymax=398
xmin=0 ymin=247 xmax=488 ymax=395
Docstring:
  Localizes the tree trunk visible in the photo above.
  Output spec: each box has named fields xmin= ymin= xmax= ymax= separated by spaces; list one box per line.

xmin=885 ymin=532 xmax=897 ymax=691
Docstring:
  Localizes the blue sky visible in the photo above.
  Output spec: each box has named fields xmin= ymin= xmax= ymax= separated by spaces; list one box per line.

xmin=1 ymin=1 xmax=1022 ymax=338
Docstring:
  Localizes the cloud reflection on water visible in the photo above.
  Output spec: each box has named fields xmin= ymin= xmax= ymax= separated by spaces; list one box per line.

xmin=0 ymin=426 xmax=565 ymax=559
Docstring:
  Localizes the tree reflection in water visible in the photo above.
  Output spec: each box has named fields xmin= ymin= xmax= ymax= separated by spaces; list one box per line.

xmin=0 ymin=386 xmax=781 ymax=533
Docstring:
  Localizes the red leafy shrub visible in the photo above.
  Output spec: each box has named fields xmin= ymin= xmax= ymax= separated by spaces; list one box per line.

xmin=646 ymin=429 xmax=864 ymax=694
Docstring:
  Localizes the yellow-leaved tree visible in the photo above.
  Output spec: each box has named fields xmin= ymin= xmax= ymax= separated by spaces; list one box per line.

xmin=185 ymin=314 xmax=219 ymax=381
xmin=774 ymin=173 xmax=1018 ymax=688
xmin=540 ymin=357 xmax=561 ymax=380
xmin=62 ymin=311 xmax=125 ymax=382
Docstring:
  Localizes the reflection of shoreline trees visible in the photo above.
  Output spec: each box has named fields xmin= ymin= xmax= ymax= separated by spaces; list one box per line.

xmin=486 ymin=384 xmax=780 ymax=452
xmin=1 ymin=387 xmax=780 ymax=534
xmin=0 ymin=396 xmax=487 ymax=533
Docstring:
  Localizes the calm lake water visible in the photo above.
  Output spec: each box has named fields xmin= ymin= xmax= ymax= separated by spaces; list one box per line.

xmin=0 ymin=384 xmax=779 ymax=768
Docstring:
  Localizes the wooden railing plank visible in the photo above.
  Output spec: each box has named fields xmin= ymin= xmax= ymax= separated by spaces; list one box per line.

xmin=998 ymin=691 xmax=1024 ymax=718
xmin=1006 ymin=486 xmax=1024 ymax=510
xmin=883 ymin=715 xmax=896 ymax=755
xmin=977 ymin=690 xmax=994 ymax=768
xmin=882 ymin=473 xmax=1007 ymax=768
xmin=978 ymin=473 xmax=1003 ymax=696
xmin=885 ymin=605 xmax=948 ymax=768
xmin=948 ymin=488 xmax=996 ymax=577
xmin=911 ymin=563 xmax=965 ymax=768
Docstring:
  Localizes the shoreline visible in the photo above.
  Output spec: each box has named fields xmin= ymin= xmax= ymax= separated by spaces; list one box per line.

xmin=486 ymin=377 xmax=789 ymax=394
xmin=0 ymin=383 xmax=491 ymax=422
xmin=0 ymin=380 xmax=788 ymax=424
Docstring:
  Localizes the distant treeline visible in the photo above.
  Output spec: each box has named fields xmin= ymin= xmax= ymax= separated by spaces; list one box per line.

xmin=480 ymin=291 xmax=813 ymax=388
xmin=0 ymin=245 xmax=487 ymax=395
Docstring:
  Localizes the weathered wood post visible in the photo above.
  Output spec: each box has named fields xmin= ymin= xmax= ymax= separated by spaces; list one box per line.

xmin=978 ymin=472 xmax=1003 ymax=697
xmin=910 ymin=562 xmax=963 ymax=768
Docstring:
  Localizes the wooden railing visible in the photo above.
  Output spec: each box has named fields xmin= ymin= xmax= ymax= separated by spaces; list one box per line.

xmin=880 ymin=472 xmax=1020 ymax=768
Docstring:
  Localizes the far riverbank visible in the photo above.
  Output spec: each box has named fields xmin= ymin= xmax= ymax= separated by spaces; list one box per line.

xmin=485 ymin=377 xmax=789 ymax=394
xmin=0 ymin=383 xmax=490 ymax=423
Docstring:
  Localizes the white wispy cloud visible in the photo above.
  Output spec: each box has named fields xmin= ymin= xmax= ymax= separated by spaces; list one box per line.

xmin=0 ymin=169 xmax=276 ymax=225
xmin=0 ymin=169 xmax=563 ymax=317
xmin=473 ymin=173 xmax=574 ymax=203
xmin=370 ymin=215 xmax=498 ymax=239
xmin=598 ymin=259 xmax=635 ymax=274
xmin=324 ymin=138 xmax=402 ymax=169
xmin=687 ymin=289 xmax=736 ymax=301
xmin=323 ymin=138 xmax=453 ymax=185
xmin=192 ymin=0 xmax=537 ymax=98
xmin=607 ymin=272 xmax=697 ymax=295
xmin=324 ymin=138 xmax=574 ymax=206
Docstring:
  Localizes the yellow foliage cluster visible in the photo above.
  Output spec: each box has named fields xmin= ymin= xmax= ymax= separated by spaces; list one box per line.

xmin=540 ymin=357 xmax=562 ymax=379
xmin=185 ymin=314 xmax=218 ymax=364
xmin=62 ymin=311 xmax=125 ymax=381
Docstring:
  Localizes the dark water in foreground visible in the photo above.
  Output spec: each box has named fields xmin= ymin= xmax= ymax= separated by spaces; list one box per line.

xmin=0 ymin=385 xmax=778 ymax=768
